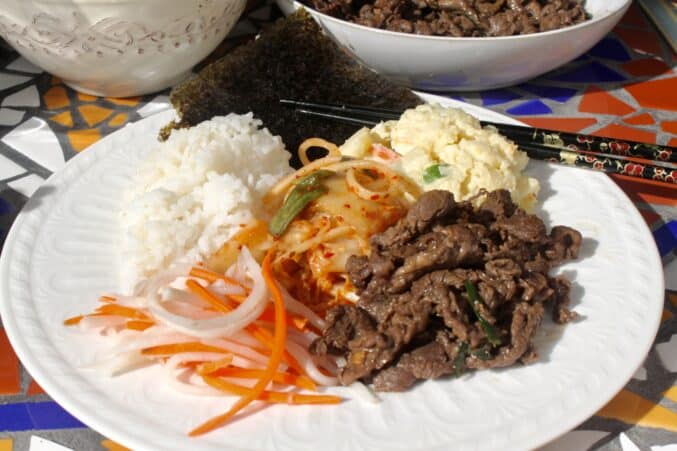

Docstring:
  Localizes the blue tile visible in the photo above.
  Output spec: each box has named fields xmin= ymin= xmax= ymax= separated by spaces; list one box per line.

xmin=506 ymin=100 xmax=552 ymax=116
xmin=0 ymin=403 xmax=33 ymax=431
xmin=653 ymin=221 xmax=677 ymax=258
xmin=27 ymin=401 xmax=86 ymax=430
xmin=588 ymin=38 xmax=631 ymax=61
xmin=519 ymin=84 xmax=578 ymax=103
xmin=548 ymin=62 xmax=626 ymax=83
xmin=0 ymin=402 xmax=86 ymax=431
xmin=0 ymin=198 xmax=13 ymax=215
xmin=480 ymin=89 xmax=521 ymax=106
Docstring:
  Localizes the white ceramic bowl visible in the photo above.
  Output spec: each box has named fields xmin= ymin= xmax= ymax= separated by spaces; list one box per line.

xmin=0 ymin=0 xmax=246 ymax=97
xmin=278 ymin=0 xmax=631 ymax=91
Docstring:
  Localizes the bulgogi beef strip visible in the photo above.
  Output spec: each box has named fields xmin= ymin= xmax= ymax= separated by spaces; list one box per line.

xmin=302 ymin=0 xmax=589 ymax=37
xmin=311 ymin=189 xmax=582 ymax=391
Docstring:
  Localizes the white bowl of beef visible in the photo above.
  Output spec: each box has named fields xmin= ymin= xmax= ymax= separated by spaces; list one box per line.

xmin=277 ymin=0 xmax=631 ymax=91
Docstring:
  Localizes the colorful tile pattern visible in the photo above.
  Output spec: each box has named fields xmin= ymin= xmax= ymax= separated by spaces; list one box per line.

xmin=0 ymin=2 xmax=675 ymax=451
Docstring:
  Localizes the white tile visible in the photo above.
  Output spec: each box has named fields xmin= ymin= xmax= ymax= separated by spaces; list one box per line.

xmin=0 ymin=153 xmax=26 ymax=179
xmin=8 ymin=173 xmax=45 ymax=197
xmin=29 ymin=436 xmax=73 ymax=451
xmin=6 ymin=56 xmax=43 ymax=74
xmin=538 ymin=431 xmax=609 ymax=451
xmin=1 ymin=117 xmax=65 ymax=172
xmin=655 ymin=334 xmax=677 ymax=372
xmin=651 ymin=445 xmax=677 ymax=451
xmin=0 ymin=107 xmax=25 ymax=126
xmin=0 ymin=72 xmax=31 ymax=91
xmin=136 ymin=95 xmax=171 ymax=118
xmin=619 ymin=433 xmax=641 ymax=451
xmin=2 ymin=85 xmax=40 ymax=107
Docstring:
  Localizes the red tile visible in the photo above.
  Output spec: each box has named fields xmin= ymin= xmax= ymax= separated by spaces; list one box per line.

xmin=661 ymin=120 xmax=677 ymax=134
xmin=622 ymin=58 xmax=672 ymax=77
xmin=625 ymin=77 xmax=677 ymax=111
xmin=611 ymin=175 xmax=677 ymax=206
xmin=592 ymin=123 xmax=656 ymax=143
xmin=669 ymin=137 xmax=677 ymax=147
xmin=0 ymin=328 xmax=20 ymax=395
xmin=623 ymin=113 xmax=655 ymax=126
xmin=618 ymin=3 xmax=650 ymax=29
xmin=637 ymin=208 xmax=661 ymax=226
xmin=519 ymin=117 xmax=597 ymax=133
xmin=614 ymin=28 xmax=663 ymax=56
xmin=579 ymin=85 xmax=635 ymax=116
xmin=27 ymin=379 xmax=46 ymax=396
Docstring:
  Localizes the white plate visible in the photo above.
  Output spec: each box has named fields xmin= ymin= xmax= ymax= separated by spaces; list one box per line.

xmin=0 ymin=97 xmax=664 ymax=451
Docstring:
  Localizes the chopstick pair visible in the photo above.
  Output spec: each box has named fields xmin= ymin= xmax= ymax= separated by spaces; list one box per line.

xmin=281 ymin=99 xmax=677 ymax=185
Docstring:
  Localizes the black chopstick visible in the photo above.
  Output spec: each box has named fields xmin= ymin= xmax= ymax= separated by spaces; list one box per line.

xmin=283 ymin=99 xmax=677 ymax=185
xmin=282 ymin=99 xmax=677 ymax=165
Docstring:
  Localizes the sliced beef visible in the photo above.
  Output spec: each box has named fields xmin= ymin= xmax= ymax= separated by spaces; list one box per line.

xmin=312 ymin=189 xmax=583 ymax=391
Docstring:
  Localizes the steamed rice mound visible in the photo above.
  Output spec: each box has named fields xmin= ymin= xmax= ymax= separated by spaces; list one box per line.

xmin=120 ymin=113 xmax=292 ymax=292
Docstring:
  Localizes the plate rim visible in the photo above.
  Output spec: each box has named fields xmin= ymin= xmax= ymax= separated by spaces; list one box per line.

xmin=0 ymin=98 xmax=664 ymax=451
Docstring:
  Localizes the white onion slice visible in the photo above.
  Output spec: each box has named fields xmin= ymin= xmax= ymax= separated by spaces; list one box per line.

xmin=347 ymin=381 xmax=381 ymax=404
xmin=148 ymin=248 xmax=268 ymax=338
xmin=80 ymin=351 xmax=152 ymax=377
xmin=210 ymin=279 xmax=246 ymax=296
xmin=279 ymin=285 xmax=325 ymax=330
xmin=285 ymin=340 xmax=338 ymax=386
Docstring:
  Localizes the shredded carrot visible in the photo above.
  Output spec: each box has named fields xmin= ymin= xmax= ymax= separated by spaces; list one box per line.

xmin=141 ymin=342 xmax=230 ymax=356
xmin=207 ymin=367 xmax=317 ymax=391
xmin=99 ymin=295 xmax=117 ymax=303
xmin=125 ymin=320 xmax=154 ymax=331
xmin=202 ymin=376 xmax=340 ymax=405
xmin=95 ymin=304 xmax=150 ymax=321
xmin=189 ymin=267 xmax=244 ymax=288
xmin=196 ymin=356 xmax=234 ymax=374
xmin=185 ymin=279 xmax=304 ymax=375
xmin=257 ymin=308 xmax=308 ymax=332
xmin=189 ymin=250 xmax=288 ymax=436
xmin=63 ymin=315 xmax=84 ymax=326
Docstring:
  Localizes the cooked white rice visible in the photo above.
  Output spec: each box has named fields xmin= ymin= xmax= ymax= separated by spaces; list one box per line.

xmin=119 ymin=113 xmax=292 ymax=293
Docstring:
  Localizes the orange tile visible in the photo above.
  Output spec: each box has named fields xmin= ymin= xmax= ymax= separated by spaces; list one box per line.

xmin=78 ymin=104 xmax=113 ymax=127
xmin=592 ymin=123 xmax=655 ymax=143
xmin=661 ymin=120 xmax=677 ymax=134
xmin=579 ymin=85 xmax=635 ymax=116
xmin=49 ymin=111 xmax=73 ymax=128
xmin=518 ymin=117 xmax=598 ymax=133
xmin=0 ymin=438 xmax=12 ymax=451
xmin=664 ymin=386 xmax=677 ymax=404
xmin=623 ymin=113 xmax=654 ymax=126
xmin=50 ymin=76 xmax=62 ymax=85
xmin=77 ymin=92 xmax=97 ymax=102
xmin=619 ymin=3 xmax=650 ymax=29
xmin=43 ymin=86 xmax=70 ymax=110
xmin=671 ymin=292 xmax=677 ymax=307
xmin=625 ymin=77 xmax=677 ymax=111
xmin=0 ymin=328 xmax=20 ymax=395
xmin=611 ymin=174 xmax=677 ymax=206
xmin=597 ymin=389 xmax=677 ymax=432
xmin=662 ymin=309 xmax=673 ymax=323
xmin=109 ymin=113 xmax=129 ymax=127
xmin=614 ymin=28 xmax=663 ymax=56
xmin=622 ymin=58 xmax=672 ymax=77
xmin=68 ymin=128 xmax=101 ymax=152
xmin=669 ymin=137 xmax=677 ymax=147
xmin=101 ymin=439 xmax=131 ymax=451
xmin=107 ymin=96 xmax=141 ymax=107
xmin=27 ymin=378 xmax=46 ymax=395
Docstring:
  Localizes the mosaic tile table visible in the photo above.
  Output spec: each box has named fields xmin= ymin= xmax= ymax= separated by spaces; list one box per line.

xmin=0 ymin=2 xmax=675 ymax=451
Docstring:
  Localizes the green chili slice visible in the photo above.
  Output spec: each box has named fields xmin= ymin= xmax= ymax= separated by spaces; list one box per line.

xmin=464 ymin=280 xmax=502 ymax=347
xmin=268 ymin=170 xmax=334 ymax=237
xmin=422 ymin=164 xmax=448 ymax=184
xmin=453 ymin=341 xmax=469 ymax=376
xmin=470 ymin=345 xmax=492 ymax=361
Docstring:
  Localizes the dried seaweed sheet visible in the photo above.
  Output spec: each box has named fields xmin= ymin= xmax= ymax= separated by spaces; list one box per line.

xmin=162 ymin=9 xmax=422 ymax=167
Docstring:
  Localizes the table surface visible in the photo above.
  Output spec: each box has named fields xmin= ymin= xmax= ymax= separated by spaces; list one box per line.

xmin=0 ymin=2 xmax=675 ymax=451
